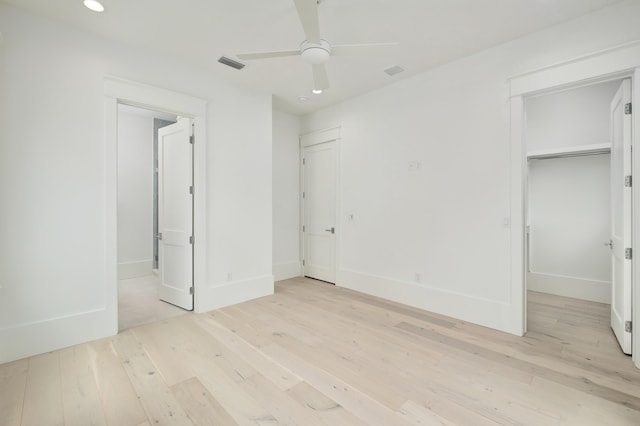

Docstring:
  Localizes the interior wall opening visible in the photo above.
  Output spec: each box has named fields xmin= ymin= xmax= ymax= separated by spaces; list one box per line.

xmin=116 ymin=103 xmax=188 ymax=331
xmin=523 ymin=78 xmax=629 ymax=354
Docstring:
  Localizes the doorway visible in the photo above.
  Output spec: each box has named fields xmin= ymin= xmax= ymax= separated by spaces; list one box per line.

xmin=523 ymin=78 xmax=632 ymax=354
xmin=116 ymin=104 xmax=190 ymax=330
xmin=104 ymin=76 xmax=208 ymax=334
xmin=301 ymin=127 xmax=340 ymax=284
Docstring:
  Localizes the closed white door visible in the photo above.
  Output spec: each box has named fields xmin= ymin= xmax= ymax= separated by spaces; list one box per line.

xmin=303 ymin=141 xmax=337 ymax=283
xmin=158 ymin=118 xmax=193 ymax=310
xmin=610 ymin=78 xmax=632 ymax=354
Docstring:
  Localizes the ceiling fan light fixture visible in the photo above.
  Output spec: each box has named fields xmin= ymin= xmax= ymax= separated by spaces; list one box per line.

xmin=301 ymin=40 xmax=331 ymax=64
xmin=83 ymin=0 xmax=105 ymax=12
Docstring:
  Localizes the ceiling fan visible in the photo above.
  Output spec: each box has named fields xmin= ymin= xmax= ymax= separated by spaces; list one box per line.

xmin=236 ymin=0 xmax=397 ymax=92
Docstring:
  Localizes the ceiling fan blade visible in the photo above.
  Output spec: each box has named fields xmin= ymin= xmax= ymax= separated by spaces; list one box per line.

xmin=312 ymin=64 xmax=330 ymax=90
xmin=331 ymin=42 xmax=399 ymax=54
xmin=293 ymin=0 xmax=321 ymax=44
xmin=236 ymin=49 xmax=300 ymax=60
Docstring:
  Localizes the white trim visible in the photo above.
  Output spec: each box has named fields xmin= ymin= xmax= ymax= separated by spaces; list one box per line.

xmin=509 ymin=45 xmax=640 ymax=367
xmin=201 ymin=275 xmax=274 ymax=311
xmin=273 ymin=262 xmax=302 ymax=281
xmin=338 ymin=269 xmax=520 ymax=335
xmin=527 ymin=272 xmax=611 ymax=304
xmin=510 ymin=40 xmax=640 ymax=96
xmin=104 ymin=76 xmax=208 ymax=328
xmin=300 ymin=126 xmax=340 ymax=147
xmin=509 ymin=40 xmax=640 ymax=82
xmin=0 ymin=308 xmax=109 ymax=363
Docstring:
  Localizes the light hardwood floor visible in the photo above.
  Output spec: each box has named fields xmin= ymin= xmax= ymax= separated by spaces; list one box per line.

xmin=118 ymin=274 xmax=188 ymax=331
xmin=2 ymin=277 xmax=639 ymax=425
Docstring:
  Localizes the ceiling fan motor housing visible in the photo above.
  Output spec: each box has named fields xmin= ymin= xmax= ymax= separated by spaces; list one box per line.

xmin=300 ymin=39 xmax=331 ymax=64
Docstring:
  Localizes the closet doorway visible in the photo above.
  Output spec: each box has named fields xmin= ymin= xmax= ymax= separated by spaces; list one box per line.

xmin=525 ymin=78 xmax=632 ymax=354
xmin=117 ymin=104 xmax=188 ymax=330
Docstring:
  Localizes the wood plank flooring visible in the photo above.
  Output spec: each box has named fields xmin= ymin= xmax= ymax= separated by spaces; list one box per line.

xmin=2 ymin=277 xmax=639 ymax=425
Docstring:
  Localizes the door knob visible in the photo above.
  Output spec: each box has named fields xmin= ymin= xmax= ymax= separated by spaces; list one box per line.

xmin=603 ymin=240 xmax=612 ymax=248
xmin=325 ymin=227 xmax=335 ymax=234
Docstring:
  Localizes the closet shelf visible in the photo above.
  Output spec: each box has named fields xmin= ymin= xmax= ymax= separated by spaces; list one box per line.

xmin=527 ymin=143 xmax=611 ymax=160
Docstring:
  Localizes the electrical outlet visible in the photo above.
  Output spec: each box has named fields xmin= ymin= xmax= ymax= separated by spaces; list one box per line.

xmin=408 ymin=161 xmax=422 ymax=172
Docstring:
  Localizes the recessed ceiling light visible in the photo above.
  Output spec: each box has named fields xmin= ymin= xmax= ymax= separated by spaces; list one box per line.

xmin=83 ymin=0 xmax=105 ymax=12
xmin=298 ymin=96 xmax=309 ymax=102
xmin=312 ymin=89 xmax=323 ymax=95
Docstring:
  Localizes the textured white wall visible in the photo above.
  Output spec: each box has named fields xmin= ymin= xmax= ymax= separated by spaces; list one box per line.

xmin=0 ymin=4 xmax=272 ymax=362
xmin=300 ymin=0 xmax=640 ymax=334
xmin=272 ymin=110 xmax=301 ymax=281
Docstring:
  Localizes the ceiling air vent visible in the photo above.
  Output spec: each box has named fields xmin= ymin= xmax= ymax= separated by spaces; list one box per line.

xmin=384 ymin=65 xmax=404 ymax=77
xmin=218 ymin=56 xmax=245 ymax=70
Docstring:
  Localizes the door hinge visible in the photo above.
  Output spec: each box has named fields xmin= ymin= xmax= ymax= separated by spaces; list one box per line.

xmin=302 ymin=225 xmax=305 ymax=232
xmin=189 ymin=286 xmax=194 ymax=295
xmin=189 ymin=185 xmax=194 ymax=194
xmin=625 ymin=321 xmax=632 ymax=333
xmin=189 ymin=236 xmax=194 ymax=245
xmin=157 ymin=232 xmax=163 ymax=240
xmin=189 ymin=134 xmax=194 ymax=144
xmin=302 ymin=158 xmax=306 ymax=165
xmin=302 ymin=191 xmax=305 ymax=199
xmin=302 ymin=259 xmax=305 ymax=266
xmin=625 ymin=103 xmax=632 ymax=115
xmin=625 ymin=248 xmax=632 ymax=260
xmin=625 ymin=175 xmax=632 ymax=187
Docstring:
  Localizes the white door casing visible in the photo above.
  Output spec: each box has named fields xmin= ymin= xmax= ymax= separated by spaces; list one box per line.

xmin=158 ymin=118 xmax=194 ymax=310
xmin=302 ymin=135 xmax=338 ymax=283
xmin=610 ymin=78 xmax=633 ymax=354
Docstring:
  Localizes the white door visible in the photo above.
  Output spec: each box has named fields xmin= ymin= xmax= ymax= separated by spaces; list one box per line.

xmin=303 ymin=141 xmax=337 ymax=283
xmin=610 ymin=78 xmax=632 ymax=354
xmin=158 ymin=118 xmax=193 ymax=310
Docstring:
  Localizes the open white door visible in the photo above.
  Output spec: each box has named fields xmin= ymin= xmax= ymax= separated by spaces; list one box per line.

xmin=303 ymin=141 xmax=337 ymax=283
xmin=158 ymin=118 xmax=194 ymax=310
xmin=610 ymin=78 xmax=632 ymax=354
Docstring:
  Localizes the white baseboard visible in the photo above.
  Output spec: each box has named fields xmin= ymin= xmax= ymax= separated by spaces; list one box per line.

xmin=118 ymin=260 xmax=153 ymax=280
xmin=337 ymin=269 xmax=520 ymax=335
xmin=273 ymin=262 xmax=301 ymax=281
xmin=195 ymin=274 xmax=274 ymax=313
xmin=527 ymin=272 xmax=611 ymax=303
xmin=0 ymin=308 xmax=115 ymax=364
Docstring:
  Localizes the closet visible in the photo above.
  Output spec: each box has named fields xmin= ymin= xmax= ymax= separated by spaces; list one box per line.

xmin=525 ymin=80 xmax=622 ymax=303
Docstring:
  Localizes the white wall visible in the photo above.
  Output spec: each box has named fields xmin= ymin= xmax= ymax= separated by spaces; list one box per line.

xmin=0 ymin=4 xmax=273 ymax=363
xmin=117 ymin=109 xmax=154 ymax=279
xmin=526 ymin=80 xmax=621 ymax=152
xmin=526 ymin=82 xmax=619 ymax=303
xmin=273 ymin=109 xmax=302 ymax=281
xmin=528 ymin=156 xmax=611 ymax=302
xmin=299 ymin=0 xmax=640 ymax=334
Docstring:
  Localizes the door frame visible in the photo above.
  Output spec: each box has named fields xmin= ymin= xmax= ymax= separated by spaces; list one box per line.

xmin=300 ymin=127 xmax=341 ymax=283
xmin=509 ymin=41 xmax=640 ymax=367
xmin=104 ymin=76 xmax=207 ymax=332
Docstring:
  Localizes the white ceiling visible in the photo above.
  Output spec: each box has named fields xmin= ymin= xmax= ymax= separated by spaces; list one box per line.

xmin=1 ymin=0 xmax=625 ymax=115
